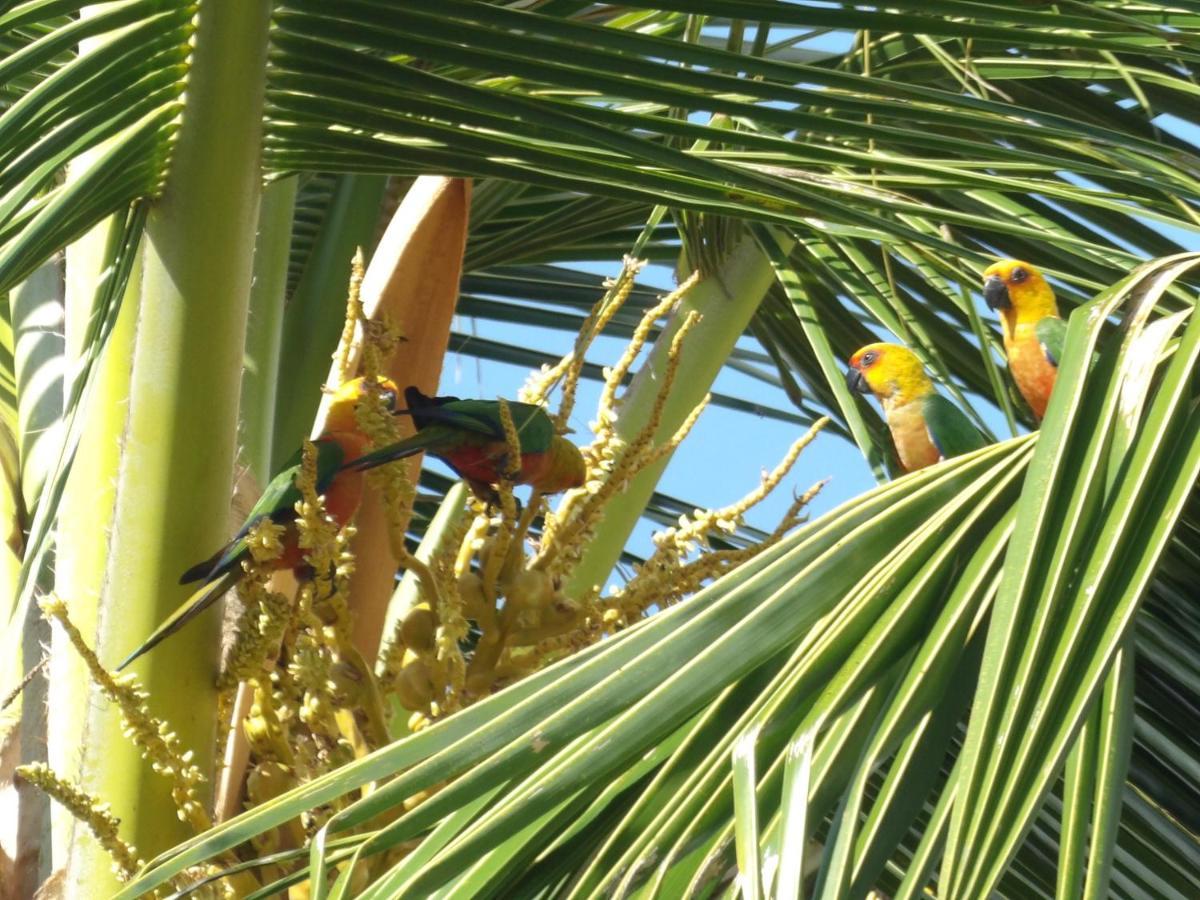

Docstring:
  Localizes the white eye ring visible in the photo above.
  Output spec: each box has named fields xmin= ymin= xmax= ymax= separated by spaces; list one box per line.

xmin=1011 ymin=267 xmax=1027 ymax=283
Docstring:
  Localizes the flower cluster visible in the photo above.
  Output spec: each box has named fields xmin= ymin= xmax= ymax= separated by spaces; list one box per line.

xmin=31 ymin=253 xmax=831 ymax=894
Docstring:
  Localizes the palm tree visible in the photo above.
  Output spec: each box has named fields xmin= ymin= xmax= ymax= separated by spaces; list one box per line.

xmin=3 ymin=2 xmax=1199 ymax=897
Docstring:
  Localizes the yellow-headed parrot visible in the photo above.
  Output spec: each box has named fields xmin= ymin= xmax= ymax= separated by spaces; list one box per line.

xmin=117 ymin=376 xmax=401 ymax=670
xmin=982 ymin=259 xmax=1065 ymax=420
xmin=344 ymin=387 xmax=586 ymax=500
xmin=847 ymin=342 xmax=986 ymax=473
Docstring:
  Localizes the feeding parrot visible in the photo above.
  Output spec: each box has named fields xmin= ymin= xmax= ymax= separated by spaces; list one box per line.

xmin=982 ymin=259 xmax=1065 ymax=420
xmin=117 ymin=376 xmax=402 ymax=671
xmin=847 ymin=342 xmax=987 ymax=473
xmin=343 ymin=387 xmax=586 ymax=500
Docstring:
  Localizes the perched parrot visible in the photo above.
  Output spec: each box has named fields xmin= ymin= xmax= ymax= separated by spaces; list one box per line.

xmin=117 ymin=376 xmax=402 ymax=671
xmin=847 ymin=342 xmax=986 ymax=473
xmin=344 ymin=387 xmax=586 ymax=500
xmin=982 ymin=259 xmax=1065 ymax=420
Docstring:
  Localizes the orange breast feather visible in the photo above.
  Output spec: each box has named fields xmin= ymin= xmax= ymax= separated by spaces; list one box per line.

xmin=886 ymin=399 xmax=941 ymax=473
xmin=1007 ymin=329 xmax=1057 ymax=420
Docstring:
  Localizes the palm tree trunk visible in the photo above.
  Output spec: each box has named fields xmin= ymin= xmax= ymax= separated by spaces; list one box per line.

xmin=54 ymin=1 xmax=274 ymax=889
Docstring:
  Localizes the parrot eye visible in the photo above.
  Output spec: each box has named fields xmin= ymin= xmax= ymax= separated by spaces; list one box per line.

xmin=1010 ymin=267 xmax=1027 ymax=283
xmin=861 ymin=350 xmax=878 ymax=366
xmin=380 ymin=388 xmax=398 ymax=410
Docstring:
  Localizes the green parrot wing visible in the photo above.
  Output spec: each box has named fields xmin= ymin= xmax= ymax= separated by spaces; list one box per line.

xmin=418 ymin=399 xmax=555 ymax=453
xmin=504 ymin=401 xmax=555 ymax=451
xmin=1036 ymin=316 xmax=1067 ymax=368
xmin=179 ymin=439 xmax=345 ymax=584
xmin=922 ymin=394 xmax=988 ymax=460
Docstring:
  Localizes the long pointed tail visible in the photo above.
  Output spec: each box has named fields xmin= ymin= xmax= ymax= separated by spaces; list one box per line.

xmin=341 ymin=427 xmax=450 ymax=473
xmin=115 ymin=569 xmax=240 ymax=671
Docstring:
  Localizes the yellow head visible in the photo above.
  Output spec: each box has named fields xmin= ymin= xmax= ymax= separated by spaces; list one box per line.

xmin=982 ymin=259 xmax=1058 ymax=328
xmin=324 ymin=376 xmax=400 ymax=433
xmin=540 ymin=435 xmax=587 ymax=493
xmin=846 ymin=342 xmax=933 ymax=405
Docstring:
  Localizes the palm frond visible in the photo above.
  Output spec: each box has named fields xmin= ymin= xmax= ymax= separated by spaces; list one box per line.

xmin=0 ymin=1 xmax=188 ymax=290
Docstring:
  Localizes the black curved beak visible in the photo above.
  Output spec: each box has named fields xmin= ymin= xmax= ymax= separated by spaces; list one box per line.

xmin=983 ymin=275 xmax=1011 ymax=311
xmin=846 ymin=367 xmax=870 ymax=394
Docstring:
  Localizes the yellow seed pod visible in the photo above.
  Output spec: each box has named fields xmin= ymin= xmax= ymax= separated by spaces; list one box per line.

xmin=507 ymin=569 xmax=554 ymax=610
xmin=479 ymin=535 xmax=524 ymax=588
xmin=394 ymin=649 xmax=435 ymax=711
xmin=400 ymin=602 xmax=437 ymax=654
xmin=246 ymin=760 xmax=295 ymax=805
xmin=465 ymin=670 xmax=495 ymax=695
xmin=458 ymin=571 xmax=489 ymax=620
xmin=329 ymin=660 xmax=365 ymax=707
xmin=544 ymin=595 xmax=581 ymax=627
xmin=515 ymin=606 xmax=543 ymax=631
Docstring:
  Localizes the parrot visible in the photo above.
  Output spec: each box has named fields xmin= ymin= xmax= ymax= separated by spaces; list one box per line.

xmin=982 ymin=259 xmax=1065 ymax=420
xmin=343 ymin=387 xmax=586 ymax=500
xmin=847 ymin=342 xmax=987 ymax=473
xmin=116 ymin=376 xmax=402 ymax=671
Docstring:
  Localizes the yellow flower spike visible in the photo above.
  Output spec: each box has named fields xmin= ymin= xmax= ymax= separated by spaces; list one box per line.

xmin=16 ymin=762 xmax=142 ymax=880
xmin=351 ymin=312 xmax=424 ymax=591
xmin=218 ymin=581 xmax=289 ymax=693
xmin=533 ymin=303 xmax=705 ymax=579
xmin=464 ymin=599 xmax=508 ymax=697
xmin=294 ymin=441 xmax=341 ymax=579
xmin=243 ymin=677 xmax=295 ymax=766
xmin=472 ymin=399 xmax=522 ymax=617
xmin=523 ymin=256 xmax=647 ymax=426
xmin=356 ymin=386 xmax=400 ymax=448
xmin=360 ymin=314 xmax=404 ymax=386
xmin=454 ymin=510 xmax=491 ymax=577
xmin=39 ymin=597 xmax=211 ymax=833
xmin=475 ymin=272 xmax=707 ymax=636
xmin=495 ymin=396 xmax=522 ymax=497
xmin=644 ymin=390 xmax=710 ymax=468
xmin=245 ymin=517 xmax=287 ymax=564
xmin=217 ymin=519 xmax=293 ymax=692
xmin=332 ymin=247 xmax=368 ymax=386
xmin=286 ymin=585 xmax=349 ymax=773
xmin=427 ymin=564 xmax=467 ymax=712
xmin=597 ymin=271 xmax=700 ymax=433
xmin=520 ymin=358 xmax=573 ymax=410
xmin=606 ymin=424 xmax=828 ymax=625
